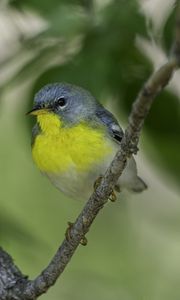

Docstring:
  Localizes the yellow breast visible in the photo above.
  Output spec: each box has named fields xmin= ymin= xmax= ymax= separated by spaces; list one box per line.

xmin=32 ymin=113 xmax=113 ymax=174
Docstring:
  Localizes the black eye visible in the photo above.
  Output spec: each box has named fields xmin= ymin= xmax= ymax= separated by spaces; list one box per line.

xmin=56 ymin=97 xmax=67 ymax=108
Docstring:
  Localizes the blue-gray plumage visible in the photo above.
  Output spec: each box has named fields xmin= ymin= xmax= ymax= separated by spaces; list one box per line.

xmin=33 ymin=82 xmax=124 ymax=143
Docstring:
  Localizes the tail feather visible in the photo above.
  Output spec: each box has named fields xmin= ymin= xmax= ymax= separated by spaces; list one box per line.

xmin=130 ymin=176 xmax=147 ymax=193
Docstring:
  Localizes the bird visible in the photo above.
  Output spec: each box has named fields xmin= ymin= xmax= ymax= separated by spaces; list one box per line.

xmin=27 ymin=82 xmax=147 ymax=200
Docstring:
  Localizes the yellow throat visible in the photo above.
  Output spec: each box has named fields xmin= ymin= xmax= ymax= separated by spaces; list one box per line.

xmin=32 ymin=112 xmax=113 ymax=174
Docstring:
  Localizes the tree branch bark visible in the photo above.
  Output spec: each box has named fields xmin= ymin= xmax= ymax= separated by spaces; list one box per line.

xmin=0 ymin=247 xmax=27 ymax=300
xmin=1 ymin=2 xmax=180 ymax=299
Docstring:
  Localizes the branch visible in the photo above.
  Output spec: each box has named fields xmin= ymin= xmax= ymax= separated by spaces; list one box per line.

xmin=0 ymin=247 xmax=27 ymax=300
xmin=1 ymin=3 xmax=180 ymax=299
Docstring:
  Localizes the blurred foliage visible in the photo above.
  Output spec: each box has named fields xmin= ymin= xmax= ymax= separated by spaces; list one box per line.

xmin=10 ymin=0 xmax=91 ymax=16
xmin=0 ymin=0 xmax=180 ymax=299
xmin=144 ymin=91 xmax=180 ymax=179
xmin=163 ymin=6 xmax=176 ymax=51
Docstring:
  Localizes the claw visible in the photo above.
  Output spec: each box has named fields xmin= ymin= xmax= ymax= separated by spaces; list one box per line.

xmin=65 ymin=222 xmax=88 ymax=246
xmin=65 ymin=222 xmax=74 ymax=242
xmin=109 ymin=189 xmax=117 ymax=202
xmin=93 ymin=175 xmax=103 ymax=190
xmin=94 ymin=176 xmax=117 ymax=202
xmin=80 ymin=236 xmax=88 ymax=246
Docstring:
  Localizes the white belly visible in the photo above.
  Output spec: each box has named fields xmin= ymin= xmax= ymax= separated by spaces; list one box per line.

xmin=45 ymin=152 xmax=140 ymax=200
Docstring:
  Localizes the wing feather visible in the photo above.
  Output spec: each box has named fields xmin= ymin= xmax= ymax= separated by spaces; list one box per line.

xmin=95 ymin=105 xmax=124 ymax=144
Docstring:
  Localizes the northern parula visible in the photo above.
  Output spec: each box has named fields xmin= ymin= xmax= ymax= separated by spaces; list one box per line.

xmin=27 ymin=82 xmax=147 ymax=199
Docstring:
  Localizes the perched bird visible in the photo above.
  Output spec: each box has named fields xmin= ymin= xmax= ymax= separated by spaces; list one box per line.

xmin=27 ymin=82 xmax=147 ymax=200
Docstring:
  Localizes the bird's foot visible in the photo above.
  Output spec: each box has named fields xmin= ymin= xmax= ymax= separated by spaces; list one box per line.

xmin=80 ymin=236 xmax=88 ymax=246
xmin=109 ymin=184 xmax=122 ymax=202
xmin=94 ymin=176 xmax=117 ymax=202
xmin=65 ymin=221 xmax=74 ymax=242
xmin=93 ymin=175 xmax=103 ymax=190
xmin=65 ymin=222 xmax=88 ymax=246
xmin=108 ymin=189 xmax=117 ymax=202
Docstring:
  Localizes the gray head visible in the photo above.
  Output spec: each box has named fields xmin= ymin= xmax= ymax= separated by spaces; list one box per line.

xmin=29 ymin=82 xmax=99 ymax=125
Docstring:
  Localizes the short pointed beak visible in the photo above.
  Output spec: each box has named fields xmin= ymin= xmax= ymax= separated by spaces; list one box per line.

xmin=26 ymin=107 xmax=50 ymax=116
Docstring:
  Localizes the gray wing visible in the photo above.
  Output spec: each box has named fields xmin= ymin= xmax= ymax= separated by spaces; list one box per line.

xmin=95 ymin=105 xmax=124 ymax=144
xmin=95 ymin=104 xmax=147 ymax=193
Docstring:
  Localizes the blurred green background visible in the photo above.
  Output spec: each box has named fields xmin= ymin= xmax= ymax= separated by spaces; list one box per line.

xmin=0 ymin=0 xmax=180 ymax=299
